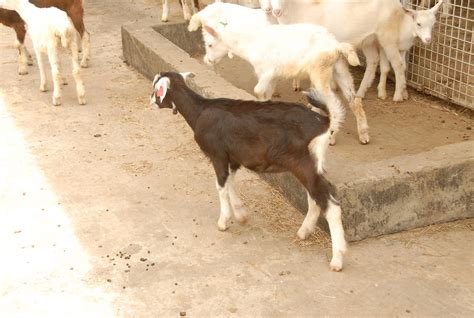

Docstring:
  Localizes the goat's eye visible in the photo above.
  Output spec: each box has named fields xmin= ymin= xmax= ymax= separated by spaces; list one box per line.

xmin=417 ymin=23 xmax=421 ymax=27
xmin=207 ymin=44 xmax=213 ymax=48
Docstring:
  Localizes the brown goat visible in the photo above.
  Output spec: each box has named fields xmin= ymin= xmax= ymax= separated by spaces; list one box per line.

xmin=150 ymin=72 xmax=348 ymax=271
xmin=0 ymin=0 xmax=90 ymax=75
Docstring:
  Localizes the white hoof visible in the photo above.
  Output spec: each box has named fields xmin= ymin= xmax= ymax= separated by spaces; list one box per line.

xmin=52 ymin=96 xmax=61 ymax=106
xmin=78 ymin=94 xmax=87 ymax=105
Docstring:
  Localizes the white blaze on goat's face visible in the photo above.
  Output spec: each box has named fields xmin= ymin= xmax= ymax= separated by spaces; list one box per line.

xmin=202 ymin=25 xmax=229 ymax=66
xmin=151 ymin=75 xmax=170 ymax=106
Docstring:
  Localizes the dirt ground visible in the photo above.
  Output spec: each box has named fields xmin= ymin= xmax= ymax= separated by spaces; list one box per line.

xmin=0 ymin=0 xmax=473 ymax=317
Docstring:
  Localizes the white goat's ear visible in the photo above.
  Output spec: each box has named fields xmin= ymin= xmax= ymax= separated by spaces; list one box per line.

xmin=180 ymin=72 xmax=195 ymax=81
xmin=402 ymin=7 xmax=416 ymax=19
xmin=188 ymin=13 xmax=201 ymax=32
xmin=430 ymin=0 xmax=443 ymax=13
xmin=154 ymin=77 xmax=171 ymax=103
xmin=203 ymin=25 xmax=219 ymax=38
xmin=152 ymin=73 xmax=161 ymax=87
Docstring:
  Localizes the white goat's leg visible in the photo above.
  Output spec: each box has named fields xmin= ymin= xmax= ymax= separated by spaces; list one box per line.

xmin=26 ymin=47 xmax=33 ymax=65
xmin=380 ymin=44 xmax=406 ymax=102
xmin=254 ymin=72 xmax=276 ymax=100
xmin=161 ymin=0 xmax=169 ymax=22
xmin=401 ymin=50 xmax=409 ymax=100
xmin=326 ymin=199 xmax=347 ymax=272
xmin=35 ymin=48 xmax=48 ymax=92
xmin=70 ymin=38 xmax=86 ymax=105
xmin=334 ymin=60 xmax=370 ymax=144
xmin=377 ymin=49 xmax=391 ymax=100
xmin=227 ymin=169 xmax=248 ymax=225
xmin=297 ymin=191 xmax=321 ymax=240
xmin=356 ymin=42 xmax=380 ymax=98
xmin=216 ymin=179 xmax=232 ymax=231
xmin=15 ymin=39 xmax=28 ymax=75
xmin=182 ymin=0 xmax=192 ymax=21
xmin=47 ymin=45 xmax=62 ymax=106
xmin=80 ymin=31 xmax=91 ymax=68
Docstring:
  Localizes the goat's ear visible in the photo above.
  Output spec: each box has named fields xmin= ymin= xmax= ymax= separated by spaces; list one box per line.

xmin=152 ymin=73 xmax=161 ymax=88
xmin=154 ymin=77 xmax=171 ymax=103
xmin=430 ymin=0 xmax=443 ymax=14
xmin=203 ymin=25 xmax=219 ymax=38
xmin=188 ymin=13 xmax=201 ymax=32
xmin=402 ymin=7 xmax=416 ymax=19
xmin=180 ymin=72 xmax=195 ymax=81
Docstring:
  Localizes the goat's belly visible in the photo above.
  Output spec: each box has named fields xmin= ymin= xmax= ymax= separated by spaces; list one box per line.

xmin=244 ymin=162 xmax=285 ymax=173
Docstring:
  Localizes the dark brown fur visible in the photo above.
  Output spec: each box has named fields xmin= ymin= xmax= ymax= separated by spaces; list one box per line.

xmin=154 ymin=72 xmax=338 ymax=214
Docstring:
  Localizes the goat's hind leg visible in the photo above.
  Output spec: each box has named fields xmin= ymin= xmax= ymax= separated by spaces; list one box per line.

xmin=334 ymin=60 xmax=370 ymax=144
xmin=13 ymin=23 xmax=29 ymax=74
xmin=47 ymin=44 xmax=62 ymax=106
xmin=227 ymin=165 xmax=248 ymax=225
xmin=297 ymin=190 xmax=321 ymax=240
xmin=70 ymin=36 xmax=86 ymax=105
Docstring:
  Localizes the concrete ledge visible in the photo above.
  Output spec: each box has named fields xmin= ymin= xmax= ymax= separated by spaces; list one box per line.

xmin=122 ymin=21 xmax=474 ymax=241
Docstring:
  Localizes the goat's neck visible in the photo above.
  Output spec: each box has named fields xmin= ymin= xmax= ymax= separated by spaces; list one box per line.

xmin=171 ymin=84 xmax=204 ymax=130
xmin=221 ymin=30 xmax=257 ymax=61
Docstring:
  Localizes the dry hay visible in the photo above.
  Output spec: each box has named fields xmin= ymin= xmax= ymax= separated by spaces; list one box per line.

xmin=120 ymin=160 xmax=153 ymax=175
xmin=239 ymin=177 xmax=331 ymax=249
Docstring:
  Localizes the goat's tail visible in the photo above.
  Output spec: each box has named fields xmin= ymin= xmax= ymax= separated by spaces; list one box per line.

xmin=304 ymin=89 xmax=346 ymax=135
xmin=337 ymin=43 xmax=360 ymax=67
xmin=58 ymin=28 xmax=73 ymax=49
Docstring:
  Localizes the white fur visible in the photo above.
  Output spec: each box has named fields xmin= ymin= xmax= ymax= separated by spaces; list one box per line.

xmin=162 ymin=0 xmax=199 ymax=22
xmin=0 ymin=0 xmax=86 ymax=105
xmin=326 ymin=199 xmax=347 ymax=272
xmin=308 ymin=131 xmax=330 ymax=176
xmin=297 ymin=191 xmax=321 ymax=240
xmin=215 ymin=0 xmax=261 ymax=8
xmin=262 ymin=0 xmax=444 ymax=102
xmin=216 ymin=180 xmax=232 ymax=231
xmin=227 ymin=170 xmax=248 ymax=224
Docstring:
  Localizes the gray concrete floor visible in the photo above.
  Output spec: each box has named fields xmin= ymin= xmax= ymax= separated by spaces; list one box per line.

xmin=0 ymin=0 xmax=473 ymax=316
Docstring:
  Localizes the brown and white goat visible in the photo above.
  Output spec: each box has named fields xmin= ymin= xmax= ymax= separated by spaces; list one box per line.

xmin=0 ymin=0 xmax=90 ymax=75
xmin=150 ymin=71 xmax=348 ymax=271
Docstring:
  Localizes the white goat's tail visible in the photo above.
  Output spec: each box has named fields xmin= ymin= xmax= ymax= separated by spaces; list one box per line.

xmin=58 ymin=28 xmax=73 ymax=49
xmin=338 ymin=43 xmax=360 ymax=67
xmin=304 ymin=89 xmax=346 ymax=135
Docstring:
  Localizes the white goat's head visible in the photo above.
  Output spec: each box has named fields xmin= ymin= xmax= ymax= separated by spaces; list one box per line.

xmin=403 ymin=0 xmax=444 ymax=44
xmin=201 ymin=24 xmax=231 ymax=66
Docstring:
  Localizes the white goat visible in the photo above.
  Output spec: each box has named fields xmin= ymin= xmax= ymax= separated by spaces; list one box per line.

xmin=260 ymin=0 xmax=444 ymax=102
xmin=0 ymin=0 xmax=85 ymax=105
xmin=161 ymin=0 xmax=200 ymax=22
xmin=189 ymin=5 xmax=370 ymax=145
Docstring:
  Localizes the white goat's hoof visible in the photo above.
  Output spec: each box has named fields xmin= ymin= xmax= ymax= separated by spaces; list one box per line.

xmin=40 ymin=84 xmax=47 ymax=92
xmin=27 ymin=59 xmax=33 ymax=66
xmin=217 ymin=218 xmax=229 ymax=231
xmin=329 ymin=258 xmax=343 ymax=272
xmin=403 ymin=89 xmax=409 ymax=100
xmin=52 ymin=96 xmax=62 ymax=106
xmin=358 ymin=129 xmax=370 ymax=145
xmin=297 ymin=226 xmax=312 ymax=240
xmin=80 ymin=59 xmax=90 ymax=68
xmin=161 ymin=17 xmax=168 ymax=22
xmin=329 ymin=134 xmax=337 ymax=146
xmin=62 ymin=78 xmax=68 ymax=86
xmin=18 ymin=69 xmax=28 ymax=75
xmin=78 ymin=95 xmax=87 ymax=105
xmin=377 ymin=91 xmax=387 ymax=100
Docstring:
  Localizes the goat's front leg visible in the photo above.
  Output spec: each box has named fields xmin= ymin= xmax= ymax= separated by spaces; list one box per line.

xmin=35 ymin=48 xmax=48 ymax=93
xmin=161 ymin=0 xmax=169 ymax=22
xmin=47 ymin=45 xmax=62 ymax=106
xmin=379 ymin=43 xmax=406 ymax=102
xmin=297 ymin=191 xmax=321 ymax=240
xmin=254 ymin=72 xmax=276 ymax=100
xmin=227 ymin=168 xmax=248 ymax=225
xmin=212 ymin=160 xmax=232 ymax=231
xmin=356 ymin=41 xmax=380 ymax=98
xmin=401 ymin=50 xmax=409 ymax=100
xmin=14 ymin=39 xmax=29 ymax=75
xmin=181 ymin=0 xmax=192 ymax=21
